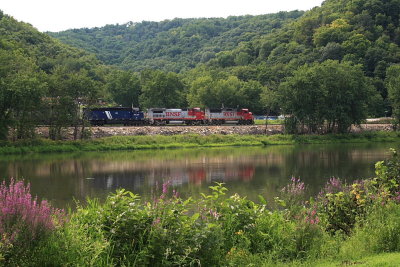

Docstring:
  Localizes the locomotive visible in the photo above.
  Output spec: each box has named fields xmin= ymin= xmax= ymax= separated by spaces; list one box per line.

xmin=85 ymin=107 xmax=254 ymax=126
xmin=205 ymin=108 xmax=254 ymax=125
xmin=147 ymin=107 xmax=205 ymax=125
xmin=84 ymin=107 xmax=146 ymax=126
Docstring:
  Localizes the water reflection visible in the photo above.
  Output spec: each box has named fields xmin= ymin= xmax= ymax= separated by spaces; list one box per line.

xmin=0 ymin=143 xmax=398 ymax=208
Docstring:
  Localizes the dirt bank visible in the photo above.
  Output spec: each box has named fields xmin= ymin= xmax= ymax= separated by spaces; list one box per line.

xmin=35 ymin=124 xmax=393 ymax=140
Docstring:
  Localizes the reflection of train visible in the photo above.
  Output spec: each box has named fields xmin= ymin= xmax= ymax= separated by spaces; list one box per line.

xmin=90 ymin=164 xmax=256 ymax=191
xmin=85 ymin=107 xmax=254 ymax=126
xmin=188 ymin=165 xmax=255 ymax=185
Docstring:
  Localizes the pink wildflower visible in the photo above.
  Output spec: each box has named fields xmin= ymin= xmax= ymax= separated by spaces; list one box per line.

xmin=282 ymin=176 xmax=305 ymax=196
xmin=0 ymin=178 xmax=65 ymax=248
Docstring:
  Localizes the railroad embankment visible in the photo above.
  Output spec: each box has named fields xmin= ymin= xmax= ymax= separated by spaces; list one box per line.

xmin=35 ymin=124 xmax=392 ymax=140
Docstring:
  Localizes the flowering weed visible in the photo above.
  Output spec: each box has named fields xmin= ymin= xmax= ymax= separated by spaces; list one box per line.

xmin=0 ymin=178 xmax=64 ymax=263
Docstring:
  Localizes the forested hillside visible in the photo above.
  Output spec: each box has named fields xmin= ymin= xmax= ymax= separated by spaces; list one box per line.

xmin=48 ymin=0 xmax=400 ymax=126
xmin=187 ymin=0 xmax=400 ymax=131
xmin=1 ymin=0 xmax=400 ymax=139
xmin=179 ymin=0 xmax=400 ymax=131
xmin=48 ymin=12 xmax=304 ymax=72
xmin=0 ymin=10 xmax=109 ymax=140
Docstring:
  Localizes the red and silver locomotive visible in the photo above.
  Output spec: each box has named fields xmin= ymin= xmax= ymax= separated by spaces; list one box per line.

xmin=146 ymin=107 xmax=254 ymax=125
xmin=205 ymin=107 xmax=254 ymax=125
xmin=147 ymin=108 xmax=205 ymax=125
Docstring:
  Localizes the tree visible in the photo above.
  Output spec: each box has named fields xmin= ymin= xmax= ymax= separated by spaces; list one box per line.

xmin=187 ymin=75 xmax=215 ymax=108
xmin=187 ymin=74 xmax=264 ymax=111
xmin=106 ymin=70 xmax=141 ymax=107
xmin=0 ymin=50 xmax=47 ymax=140
xmin=385 ymin=65 xmax=400 ymax=127
xmin=139 ymin=70 xmax=185 ymax=109
xmin=238 ymin=80 xmax=265 ymax=114
xmin=319 ymin=42 xmax=344 ymax=61
xmin=342 ymin=33 xmax=371 ymax=58
xmin=313 ymin=19 xmax=352 ymax=47
xmin=278 ymin=64 xmax=327 ymax=133
xmin=48 ymin=66 xmax=100 ymax=140
xmin=278 ymin=60 xmax=377 ymax=133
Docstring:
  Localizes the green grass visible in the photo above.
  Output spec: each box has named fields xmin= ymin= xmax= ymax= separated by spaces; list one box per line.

xmin=254 ymin=119 xmax=284 ymax=125
xmin=0 ymin=131 xmax=399 ymax=155
xmin=311 ymin=253 xmax=400 ymax=267
xmin=263 ymin=253 xmax=400 ymax=266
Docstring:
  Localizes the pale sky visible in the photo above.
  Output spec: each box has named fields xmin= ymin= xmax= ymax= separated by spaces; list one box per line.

xmin=1 ymin=0 xmax=324 ymax=32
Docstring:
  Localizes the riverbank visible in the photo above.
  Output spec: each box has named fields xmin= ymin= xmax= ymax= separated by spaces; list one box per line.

xmin=0 ymin=131 xmax=399 ymax=155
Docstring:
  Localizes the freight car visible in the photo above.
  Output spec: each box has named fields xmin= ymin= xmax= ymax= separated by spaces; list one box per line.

xmin=84 ymin=107 xmax=147 ymax=126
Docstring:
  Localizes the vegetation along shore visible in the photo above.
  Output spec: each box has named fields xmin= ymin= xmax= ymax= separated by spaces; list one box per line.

xmin=0 ymin=131 xmax=398 ymax=155
xmin=1 ymin=149 xmax=400 ymax=266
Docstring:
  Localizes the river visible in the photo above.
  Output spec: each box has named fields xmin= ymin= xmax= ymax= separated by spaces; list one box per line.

xmin=0 ymin=143 xmax=398 ymax=208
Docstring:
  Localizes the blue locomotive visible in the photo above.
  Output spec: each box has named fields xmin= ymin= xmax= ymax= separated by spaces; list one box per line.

xmin=84 ymin=107 xmax=146 ymax=126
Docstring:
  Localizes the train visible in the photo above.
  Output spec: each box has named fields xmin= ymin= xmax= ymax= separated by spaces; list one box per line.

xmin=84 ymin=107 xmax=254 ymax=126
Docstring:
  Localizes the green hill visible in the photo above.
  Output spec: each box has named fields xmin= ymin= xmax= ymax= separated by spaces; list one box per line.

xmin=0 ymin=11 xmax=108 ymax=140
xmin=48 ymin=12 xmax=304 ymax=72
xmin=49 ymin=0 xmax=400 ymax=84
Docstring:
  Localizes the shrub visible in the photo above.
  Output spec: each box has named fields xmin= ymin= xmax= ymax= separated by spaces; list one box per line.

xmin=71 ymin=182 xmax=226 ymax=266
xmin=316 ymin=177 xmax=375 ymax=235
xmin=374 ymin=149 xmax=400 ymax=195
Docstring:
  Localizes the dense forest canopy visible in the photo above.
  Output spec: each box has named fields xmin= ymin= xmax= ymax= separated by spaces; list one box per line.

xmin=48 ymin=11 xmax=304 ymax=72
xmin=1 ymin=0 xmax=400 ymax=139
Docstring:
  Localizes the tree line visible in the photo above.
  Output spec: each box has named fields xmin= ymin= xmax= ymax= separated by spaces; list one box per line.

xmin=2 ymin=0 xmax=400 ymax=140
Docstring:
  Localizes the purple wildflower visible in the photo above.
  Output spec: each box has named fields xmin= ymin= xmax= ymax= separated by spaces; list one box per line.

xmin=281 ymin=176 xmax=305 ymax=196
xmin=209 ymin=209 xmax=220 ymax=220
xmin=159 ymin=180 xmax=171 ymax=200
xmin=0 ymin=178 xmax=65 ymax=249
xmin=162 ymin=181 xmax=170 ymax=195
xmin=323 ymin=177 xmax=343 ymax=194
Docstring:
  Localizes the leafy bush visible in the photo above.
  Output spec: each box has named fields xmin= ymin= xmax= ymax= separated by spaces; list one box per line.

xmin=316 ymin=177 xmax=374 ymax=235
xmin=68 ymin=182 xmax=226 ymax=266
xmin=374 ymin=148 xmax=400 ymax=194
